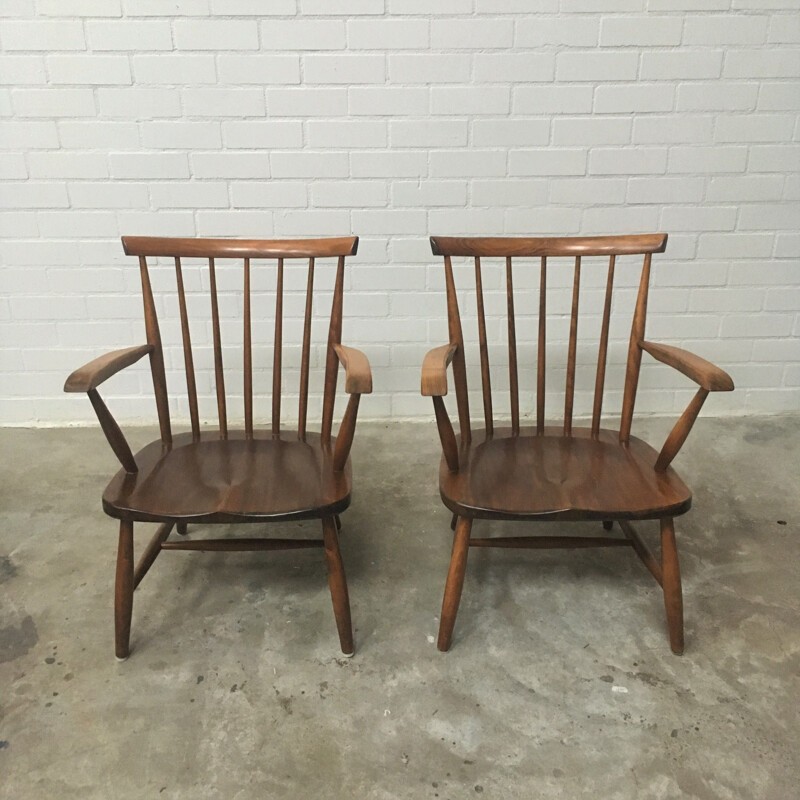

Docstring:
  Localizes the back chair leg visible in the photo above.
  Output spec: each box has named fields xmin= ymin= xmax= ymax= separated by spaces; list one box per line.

xmin=334 ymin=514 xmax=342 ymax=532
xmin=602 ymin=520 xmax=614 ymax=531
xmin=321 ymin=515 xmax=354 ymax=656
xmin=437 ymin=516 xmax=472 ymax=652
xmin=115 ymin=519 xmax=134 ymax=660
xmin=450 ymin=513 xmax=458 ymax=531
xmin=660 ymin=517 xmax=684 ymax=655
xmin=176 ymin=522 xmax=188 ymax=535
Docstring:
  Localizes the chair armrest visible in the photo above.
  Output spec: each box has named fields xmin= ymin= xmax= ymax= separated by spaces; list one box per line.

xmin=641 ymin=341 xmax=734 ymax=392
xmin=332 ymin=344 xmax=372 ymax=394
xmin=421 ymin=344 xmax=458 ymax=397
xmin=64 ymin=345 xmax=153 ymax=393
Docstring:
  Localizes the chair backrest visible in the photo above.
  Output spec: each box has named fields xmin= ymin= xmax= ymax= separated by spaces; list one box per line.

xmin=121 ymin=236 xmax=359 ymax=446
xmin=429 ymin=234 xmax=668 ymax=444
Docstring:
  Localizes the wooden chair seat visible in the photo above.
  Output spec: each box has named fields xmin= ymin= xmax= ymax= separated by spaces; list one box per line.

xmin=103 ymin=432 xmax=351 ymax=525
xmin=440 ymin=427 xmax=691 ymax=521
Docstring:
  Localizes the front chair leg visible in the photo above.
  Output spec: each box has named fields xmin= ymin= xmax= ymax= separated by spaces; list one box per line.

xmin=115 ymin=519 xmax=134 ymax=660
xmin=661 ymin=517 xmax=684 ymax=655
xmin=437 ymin=516 xmax=472 ymax=652
xmin=321 ymin=516 xmax=354 ymax=656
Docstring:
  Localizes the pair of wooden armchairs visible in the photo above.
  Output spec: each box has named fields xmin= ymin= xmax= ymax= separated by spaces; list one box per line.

xmin=65 ymin=234 xmax=733 ymax=660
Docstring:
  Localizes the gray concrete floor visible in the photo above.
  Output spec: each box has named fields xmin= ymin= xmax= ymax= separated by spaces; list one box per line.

xmin=0 ymin=416 xmax=798 ymax=799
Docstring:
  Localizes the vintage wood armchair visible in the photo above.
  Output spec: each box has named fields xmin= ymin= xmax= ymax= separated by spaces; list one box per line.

xmin=64 ymin=236 xmax=371 ymax=659
xmin=422 ymin=234 xmax=734 ymax=654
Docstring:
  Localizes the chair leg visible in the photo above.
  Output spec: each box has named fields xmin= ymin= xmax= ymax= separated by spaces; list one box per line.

xmin=437 ymin=516 xmax=472 ymax=652
xmin=450 ymin=513 xmax=458 ymax=531
xmin=176 ymin=522 xmax=188 ymax=535
xmin=602 ymin=520 xmax=613 ymax=531
xmin=321 ymin=516 xmax=354 ymax=656
xmin=334 ymin=514 xmax=342 ymax=532
xmin=661 ymin=517 xmax=684 ymax=655
xmin=115 ymin=519 xmax=134 ymax=660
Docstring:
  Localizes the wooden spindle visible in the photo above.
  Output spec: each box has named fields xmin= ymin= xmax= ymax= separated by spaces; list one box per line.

xmin=564 ymin=256 xmax=581 ymax=436
xmin=620 ymin=253 xmax=651 ymax=443
xmin=138 ymin=256 xmax=171 ymax=445
xmin=321 ymin=256 xmax=345 ymax=445
xmin=174 ymin=257 xmax=199 ymax=441
xmin=208 ymin=257 xmax=227 ymax=438
xmin=591 ymin=255 xmax=615 ymax=439
xmin=474 ymin=257 xmax=493 ymax=437
xmin=506 ymin=257 xmax=519 ymax=436
xmin=272 ymin=257 xmax=284 ymax=437
xmin=298 ymin=257 xmax=315 ymax=441
xmin=243 ymin=258 xmax=253 ymax=438
xmin=444 ymin=255 xmax=471 ymax=443
xmin=537 ymin=256 xmax=546 ymax=434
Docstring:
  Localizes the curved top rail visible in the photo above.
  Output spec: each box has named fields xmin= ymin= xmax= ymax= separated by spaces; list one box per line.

xmin=122 ymin=236 xmax=359 ymax=259
xmin=430 ymin=234 xmax=667 ymax=258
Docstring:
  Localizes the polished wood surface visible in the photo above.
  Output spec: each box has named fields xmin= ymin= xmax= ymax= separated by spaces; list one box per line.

xmin=420 ymin=343 xmax=456 ymax=397
xmin=66 ymin=235 xmax=369 ymax=657
xmin=64 ymin=344 xmax=152 ymax=393
xmin=437 ymin=516 xmax=472 ymax=652
xmin=322 ymin=515 xmax=354 ymax=656
xmin=430 ymin=233 xmax=667 ymax=258
xmin=424 ymin=233 xmax=733 ymax=653
xmin=115 ymin=520 xmax=134 ymax=660
xmin=591 ymin=255 xmax=615 ymax=438
xmin=505 ymin=257 xmax=520 ymax=435
xmin=641 ymin=341 xmax=734 ymax=392
xmin=661 ymin=517 xmax=684 ymax=655
xmin=298 ymin=258 xmax=315 ymax=441
xmin=122 ymin=235 xmax=359 ymax=259
xmin=439 ymin=427 xmax=692 ymax=521
xmin=620 ymin=252 xmax=651 ymax=444
xmin=333 ymin=344 xmax=373 ymax=394
xmin=655 ymin=387 xmax=709 ymax=472
xmin=103 ymin=431 xmax=351 ymax=524
xmin=174 ymin=257 xmax=200 ymax=440
xmin=87 ymin=389 xmax=138 ymax=474
xmin=564 ymin=256 xmax=581 ymax=436
xmin=139 ymin=255 xmax=171 ymax=445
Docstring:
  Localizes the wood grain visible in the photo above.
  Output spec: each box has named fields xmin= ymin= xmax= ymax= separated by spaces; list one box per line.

xmin=64 ymin=344 xmax=153 ymax=393
xmin=122 ymin=235 xmax=359 ymax=259
xmin=421 ymin=343 xmax=456 ymax=397
xmin=430 ymin=233 xmax=667 ymax=258
xmin=641 ymin=341 xmax=734 ymax=392
xmin=333 ymin=344 xmax=373 ymax=395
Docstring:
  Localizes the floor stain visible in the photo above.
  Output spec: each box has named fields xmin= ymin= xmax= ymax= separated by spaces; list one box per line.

xmin=0 ymin=615 xmax=38 ymax=664
xmin=0 ymin=555 xmax=16 ymax=584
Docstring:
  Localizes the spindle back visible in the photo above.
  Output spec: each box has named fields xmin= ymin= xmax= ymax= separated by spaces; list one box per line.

xmin=121 ymin=236 xmax=359 ymax=446
xmin=429 ymin=234 xmax=668 ymax=444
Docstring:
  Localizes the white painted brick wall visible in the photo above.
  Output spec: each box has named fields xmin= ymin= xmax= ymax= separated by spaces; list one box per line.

xmin=1 ymin=2 xmax=798 ymax=426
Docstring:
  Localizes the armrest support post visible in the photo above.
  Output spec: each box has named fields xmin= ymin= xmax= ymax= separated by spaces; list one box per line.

xmin=433 ymin=396 xmax=459 ymax=473
xmin=333 ymin=394 xmax=360 ymax=472
xmin=88 ymin=389 xmax=138 ymax=474
xmin=655 ymin=388 xmax=709 ymax=472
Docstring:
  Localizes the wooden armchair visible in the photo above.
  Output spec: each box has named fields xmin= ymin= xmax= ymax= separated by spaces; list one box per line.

xmin=422 ymin=234 xmax=733 ymax=654
xmin=65 ymin=236 xmax=371 ymax=659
